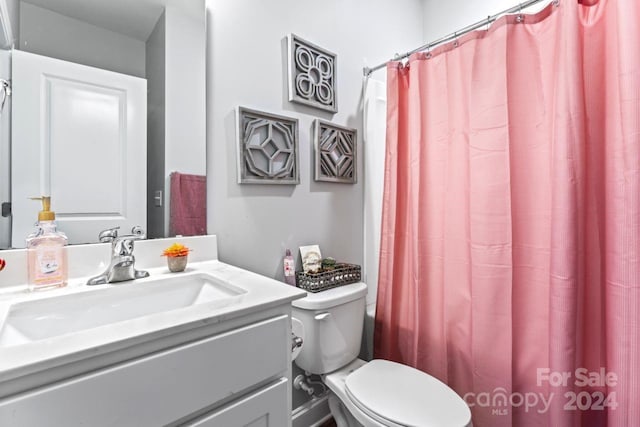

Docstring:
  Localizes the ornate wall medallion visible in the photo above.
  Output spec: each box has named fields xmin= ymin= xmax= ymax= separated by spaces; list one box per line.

xmin=237 ymin=107 xmax=300 ymax=185
xmin=288 ymin=34 xmax=338 ymax=113
xmin=314 ymin=119 xmax=357 ymax=184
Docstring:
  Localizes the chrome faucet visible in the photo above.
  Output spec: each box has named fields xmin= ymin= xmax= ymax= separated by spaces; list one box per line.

xmin=87 ymin=226 xmax=150 ymax=285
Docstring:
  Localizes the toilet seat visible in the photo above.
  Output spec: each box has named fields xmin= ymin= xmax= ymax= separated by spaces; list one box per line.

xmin=344 ymin=360 xmax=472 ymax=427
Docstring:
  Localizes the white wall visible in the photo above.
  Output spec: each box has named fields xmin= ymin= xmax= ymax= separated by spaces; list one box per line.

xmin=19 ymin=2 xmax=145 ymax=77
xmin=165 ymin=3 xmax=206 ymax=178
xmin=423 ymin=0 xmax=549 ymax=41
xmin=146 ymin=12 xmax=166 ymax=239
xmin=207 ymin=0 xmax=423 ymax=282
xmin=164 ymin=3 xmax=207 ymax=235
xmin=206 ymin=0 xmax=423 ymax=413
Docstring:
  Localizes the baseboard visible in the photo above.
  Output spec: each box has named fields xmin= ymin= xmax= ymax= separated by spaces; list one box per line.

xmin=292 ymin=394 xmax=330 ymax=427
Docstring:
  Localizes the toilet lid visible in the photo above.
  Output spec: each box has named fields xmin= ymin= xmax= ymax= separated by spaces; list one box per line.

xmin=345 ymin=360 xmax=471 ymax=427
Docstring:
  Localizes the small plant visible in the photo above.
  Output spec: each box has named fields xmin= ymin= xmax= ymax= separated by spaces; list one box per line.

xmin=321 ymin=257 xmax=337 ymax=271
xmin=162 ymin=243 xmax=191 ymax=258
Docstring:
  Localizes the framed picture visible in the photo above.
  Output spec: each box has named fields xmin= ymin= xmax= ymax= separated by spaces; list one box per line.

xmin=313 ymin=119 xmax=357 ymax=184
xmin=236 ymin=107 xmax=300 ymax=185
xmin=287 ymin=34 xmax=338 ymax=113
xmin=299 ymin=244 xmax=322 ymax=273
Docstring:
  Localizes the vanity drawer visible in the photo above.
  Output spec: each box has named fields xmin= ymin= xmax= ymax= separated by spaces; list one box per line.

xmin=0 ymin=315 xmax=289 ymax=427
xmin=187 ymin=378 xmax=288 ymax=427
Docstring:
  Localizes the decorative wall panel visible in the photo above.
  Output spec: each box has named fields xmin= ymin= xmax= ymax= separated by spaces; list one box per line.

xmin=287 ymin=34 xmax=337 ymax=113
xmin=314 ymin=119 xmax=356 ymax=184
xmin=237 ymin=107 xmax=300 ymax=185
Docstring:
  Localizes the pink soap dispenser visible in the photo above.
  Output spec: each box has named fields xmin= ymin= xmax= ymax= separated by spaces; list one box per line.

xmin=26 ymin=196 xmax=68 ymax=291
xmin=283 ymin=249 xmax=296 ymax=286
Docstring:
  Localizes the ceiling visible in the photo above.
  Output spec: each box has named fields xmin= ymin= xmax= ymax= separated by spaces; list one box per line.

xmin=23 ymin=0 xmax=188 ymax=41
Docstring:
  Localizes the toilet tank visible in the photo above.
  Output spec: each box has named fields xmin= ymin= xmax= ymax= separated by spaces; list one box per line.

xmin=292 ymin=282 xmax=367 ymax=375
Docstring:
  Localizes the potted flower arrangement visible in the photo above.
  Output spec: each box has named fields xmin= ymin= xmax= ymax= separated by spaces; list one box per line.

xmin=162 ymin=243 xmax=191 ymax=272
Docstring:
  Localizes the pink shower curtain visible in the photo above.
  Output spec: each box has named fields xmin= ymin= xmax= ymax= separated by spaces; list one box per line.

xmin=375 ymin=1 xmax=639 ymax=426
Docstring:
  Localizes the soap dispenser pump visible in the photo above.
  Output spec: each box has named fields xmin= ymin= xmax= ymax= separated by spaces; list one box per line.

xmin=26 ymin=196 xmax=68 ymax=291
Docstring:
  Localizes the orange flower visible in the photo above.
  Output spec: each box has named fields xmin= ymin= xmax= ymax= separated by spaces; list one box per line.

xmin=162 ymin=243 xmax=191 ymax=258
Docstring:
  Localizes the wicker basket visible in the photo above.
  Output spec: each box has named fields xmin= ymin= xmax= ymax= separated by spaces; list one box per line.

xmin=295 ymin=263 xmax=361 ymax=293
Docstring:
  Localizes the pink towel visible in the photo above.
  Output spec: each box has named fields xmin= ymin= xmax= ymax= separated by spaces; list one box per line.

xmin=170 ymin=172 xmax=206 ymax=236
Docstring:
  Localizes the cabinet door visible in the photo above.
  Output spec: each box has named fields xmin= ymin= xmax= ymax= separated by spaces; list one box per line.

xmin=188 ymin=378 xmax=289 ymax=427
xmin=0 ymin=315 xmax=289 ymax=426
xmin=11 ymin=49 xmax=146 ymax=247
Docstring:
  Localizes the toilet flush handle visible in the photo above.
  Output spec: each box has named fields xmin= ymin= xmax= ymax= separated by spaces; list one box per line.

xmin=315 ymin=312 xmax=331 ymax=321
xmin=291 ymin=333 xmax=303 ymax=351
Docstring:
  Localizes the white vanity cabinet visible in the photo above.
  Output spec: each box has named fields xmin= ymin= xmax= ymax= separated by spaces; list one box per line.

xmin=0 ymin=308 xmax=294 ymax=427
xmin=187 ymin=379 xmax=289 ymax=427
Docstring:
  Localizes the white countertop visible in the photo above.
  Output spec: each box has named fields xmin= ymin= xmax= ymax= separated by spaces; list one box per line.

xmin=0 ymin=257 xmax=306 ymax=395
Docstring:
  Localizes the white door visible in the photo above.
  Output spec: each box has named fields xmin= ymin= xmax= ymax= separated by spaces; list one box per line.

xmin=11 ymin=50 xmax=146 ymax=247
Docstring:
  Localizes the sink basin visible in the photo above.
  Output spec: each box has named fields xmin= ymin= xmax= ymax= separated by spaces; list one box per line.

xmin=0 ymin=272 xmax=246 ymax=348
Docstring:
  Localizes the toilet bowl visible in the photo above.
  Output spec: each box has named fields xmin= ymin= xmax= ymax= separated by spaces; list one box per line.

xmin=291 ymin=282 xmax=472 ymax=427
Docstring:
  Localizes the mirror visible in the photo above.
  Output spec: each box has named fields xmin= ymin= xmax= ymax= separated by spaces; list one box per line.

xmin=0 ymin=0 xmax=206 ymax=249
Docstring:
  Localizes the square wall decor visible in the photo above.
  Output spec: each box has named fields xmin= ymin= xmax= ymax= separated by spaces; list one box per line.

xmin=314 ymin=119 xmax=357 ymax=184
xmin=237 ymin=107 xmax=300 ymax=185
xmin=288 ymin=34 xmax=338 ymax=113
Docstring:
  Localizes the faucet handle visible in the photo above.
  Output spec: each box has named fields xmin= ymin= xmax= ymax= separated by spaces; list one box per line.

xmin=98 ymin=226 xmax=120 ymax=243
xmin=112 ymin=226 xmax=147 ymax=256
xmin=129 ymin=226 xmax=146 ymax=239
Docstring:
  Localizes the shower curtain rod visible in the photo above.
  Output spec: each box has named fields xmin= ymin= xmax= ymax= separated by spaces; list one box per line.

xmin=363 ymin=0 xmax=553 ymax=76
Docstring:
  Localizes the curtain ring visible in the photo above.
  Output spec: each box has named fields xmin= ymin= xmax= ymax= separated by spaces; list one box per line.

xmin=453 ymin=32 xmax=459 ymax=48
xmin=516 ymin=3 xmax=524 ymax=23
xmin=552 ymin=0 xmax=560 ymax=6
xmin=486 ymin=15 xmax=491 ymax=31
xmin=425 ymin=45 xmax=432 ymax=59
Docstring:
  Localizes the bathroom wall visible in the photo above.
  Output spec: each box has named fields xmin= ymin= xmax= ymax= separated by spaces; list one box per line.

xmin=206 ymin=0 xmax=424 ymax=417
xmin=147 ymin=4 xmax=207 ymax=238
xmin=146 ymin=13 xmax=166 ymax=240
xmin=206 ymin=0 xmax=423 ymax=280
xmin=163 ymin=3 xmax=207 ymax=235
xmin=19 ymin=2 xmax=145 ymax=77
xmin=422 ymin=0 xmax=548 ymax=41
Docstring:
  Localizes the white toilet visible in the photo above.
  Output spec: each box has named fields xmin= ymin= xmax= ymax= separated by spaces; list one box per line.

xmin=292 ymin=282 xmax=472 ymax=427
